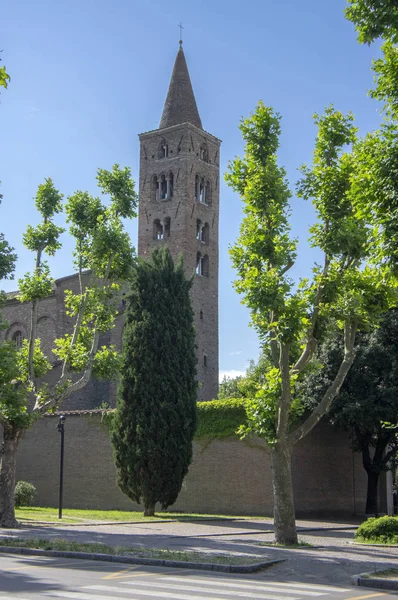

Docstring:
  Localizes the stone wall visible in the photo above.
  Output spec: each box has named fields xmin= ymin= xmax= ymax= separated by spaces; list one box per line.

xmin=14 ymin=412 xmax=370 ymax=517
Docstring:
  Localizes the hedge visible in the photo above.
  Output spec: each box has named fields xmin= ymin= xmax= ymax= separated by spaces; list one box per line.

xmin=195 ymin=398 xmax=247 ymax=439
xmin=99 ymin=398 xmax=248 ymax=440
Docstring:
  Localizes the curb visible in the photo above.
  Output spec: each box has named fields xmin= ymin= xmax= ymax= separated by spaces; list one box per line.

xmin=0 ymin=546 xmax=284 ymax=574
xmin=352 ymin=573 xmax=398 ymax=591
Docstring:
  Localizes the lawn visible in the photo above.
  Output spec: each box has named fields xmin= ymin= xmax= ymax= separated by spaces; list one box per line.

xmin=15 ymin=506 xmax=269 ymax=524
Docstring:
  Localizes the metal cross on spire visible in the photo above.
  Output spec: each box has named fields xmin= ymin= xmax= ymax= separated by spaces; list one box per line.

xmin=178 ymin=22 xmax=184 ymax=45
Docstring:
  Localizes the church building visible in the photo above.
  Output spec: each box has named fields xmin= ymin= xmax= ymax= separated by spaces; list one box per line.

xmin=1 ymin=43 xmax=221 ymax=404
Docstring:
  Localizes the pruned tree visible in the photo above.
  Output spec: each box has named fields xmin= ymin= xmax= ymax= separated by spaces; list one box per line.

xmin=0 ymin=165 xmax=137 ymax=527
xmin=300 ymin=310 xmax=398 ymax=515
xmin=225 ymin=101 xmax=398 ymax=545
xmin=111 ymin=247 xmax=197 ymax=517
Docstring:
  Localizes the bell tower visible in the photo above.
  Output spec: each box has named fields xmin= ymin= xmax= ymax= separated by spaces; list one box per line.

xmin=138 ymin=42 xmax=221 ymax=401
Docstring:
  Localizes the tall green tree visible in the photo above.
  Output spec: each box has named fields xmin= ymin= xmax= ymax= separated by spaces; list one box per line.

xmin=225 ymin=102 xmax=398 ymax=544
xmin=300 ymin=310 xmax=398 ymax=515
xmin=0 ymin=165 xmax=137 ymax=527
xmin=111 ymin=247 xmax=197 ymax=517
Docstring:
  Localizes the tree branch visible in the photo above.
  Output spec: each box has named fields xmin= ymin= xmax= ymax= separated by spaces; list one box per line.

xmin=288 ymin=320 xmax=357 ymax=446
xmin=291 ymin=255 xmax=330 ymax=375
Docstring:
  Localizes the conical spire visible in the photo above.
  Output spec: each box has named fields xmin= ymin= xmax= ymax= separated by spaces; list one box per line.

xmin=159 ymin=43 xmax=202 ymax=130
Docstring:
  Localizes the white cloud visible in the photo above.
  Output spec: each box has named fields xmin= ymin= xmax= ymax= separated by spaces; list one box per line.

xmin=219 ymin=370 xmax=245 ymax=382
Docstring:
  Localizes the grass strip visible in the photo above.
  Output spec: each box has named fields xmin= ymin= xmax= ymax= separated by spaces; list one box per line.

xmin=366 ymin=569 xmax=398 ymax=580
xmin=15 ymin=507 xmax=270 ymax=524
xmin=0 ymin=537 xmax=263 ymax=566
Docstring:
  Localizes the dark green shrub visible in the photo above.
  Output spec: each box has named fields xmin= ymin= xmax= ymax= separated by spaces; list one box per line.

xmin=356 ymin=516 xmax=398 ymax=543
xmin=14 ymin=481 xmax=36 ymax=507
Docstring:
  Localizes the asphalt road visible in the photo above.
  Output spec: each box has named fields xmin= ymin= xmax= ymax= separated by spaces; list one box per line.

xmin=0 ymin=554 xmax=396 ymax=600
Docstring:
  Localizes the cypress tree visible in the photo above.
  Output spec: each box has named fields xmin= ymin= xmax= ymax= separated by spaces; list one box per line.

xmin=111 ymin=247 xmax=197 ymax=516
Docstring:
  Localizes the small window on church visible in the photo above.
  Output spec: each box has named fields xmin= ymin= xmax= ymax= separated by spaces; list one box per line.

xmin=12 ymin=330 xmax=24 ymax=350
xmin=168 ymin=172 xmax=174 ymax=198
xmin=200 ymin=309 xmax=203 ymax=320
xmin=199 ymin=178 xmax=211 ymax=205
xmin=160 ymin=174 xmax=167 ymax=200
xmin=200 ymin=144 xmax=208 ymax=162
xmin=203 ymin=354 xmax=207 ymax=367
xmin=153 ymin=219 xmax=163 ymax=240
xmin=158 ymin=141 xmax=168 ymax=159
xmin=196 ymin=253 xmax=209 ymax=277
xmin=153 ymin=217 xmax=171 ymax=240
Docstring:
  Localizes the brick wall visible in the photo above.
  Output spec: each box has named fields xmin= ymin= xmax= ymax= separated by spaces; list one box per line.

xmin=14 ymin=413 xmax=369 ymax=517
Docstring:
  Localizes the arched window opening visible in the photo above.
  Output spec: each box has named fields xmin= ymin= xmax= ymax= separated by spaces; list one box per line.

xmin=196 ymin=219 xmax=202 ymax=240
xmin=196 ymin=220 xmax=209 ymax=243
xmin=200 ymin=144 xmax=208 ymax=162
xmin=153 ymin=219 xmax=163 ymax=239
xmin=12 ymin=330 xmax=24 ymax=350
xmin=152 ymin=175 xmax=159 ymax=201
xmin=203 ymin=354 xmax=208 ymax=367
xmin=196 ymin=253 xmax=209 ymax=277
xmin=199 ymin=177 xmax=205 ymax=203
xmin=153 ymin=218 xmax=171 ymax=240
xmin=200 ymin=309 xmax=203 ymax=320
xmin=160 ymin=174 xmax=167 ymax=200
xmin=158 ymin=140 xmax=168 ymax=159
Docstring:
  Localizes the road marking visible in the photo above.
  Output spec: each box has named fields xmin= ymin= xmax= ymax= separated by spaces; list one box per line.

xmin=346 ymin=594 xmax=386 ymax=600
xmin=44 ymin=590 xmax=264 ymax=600
xmin=102 ymin=567 xmax=188 ymax=580
xmin=165 ymin=576 xmax=349 ymax=593
xmin=95 ymin=582 xmax=300 ymax=599
xmin=120 ymin=579 xmax=320 ymax=597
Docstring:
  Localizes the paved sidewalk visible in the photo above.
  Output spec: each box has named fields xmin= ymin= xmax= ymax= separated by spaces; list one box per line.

xmin=0 ymin=518 xmax=396 ymax=586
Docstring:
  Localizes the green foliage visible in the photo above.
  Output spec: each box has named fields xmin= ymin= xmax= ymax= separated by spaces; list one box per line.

xmin=299 ymin=309 xmax=398 ymax=513
xmin=356 ymin=516 xmax=398 ymax=543
xmin=226 ymin=101 xmax=398 ymax=452
xmin=111 ymin=248 xmax=197 ymax=511
xmin=195 ymin=399 xmax=247 ymax=439
xmin=0 ymin=234 xmax=16 ymax=282
xmin=14 ymin=481 xmax=36 ymax=508
xmin=345 ymin=0 xmax=398 ymax=44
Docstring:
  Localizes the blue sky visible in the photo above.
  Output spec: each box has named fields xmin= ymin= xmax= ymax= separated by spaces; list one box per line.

xmin=1 ymin=0 xmax=382 ymax=380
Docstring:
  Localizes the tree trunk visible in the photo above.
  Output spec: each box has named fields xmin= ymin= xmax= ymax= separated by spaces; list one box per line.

xmin=0 ymin=425 xmax=24 ymax=527
xmin=143 ymin=503 xmax=155 ymax=517
xmin=365 ymin=470 xmax=380 ymax=516
xmin=271 ymin=442 xmax=298 ymax=545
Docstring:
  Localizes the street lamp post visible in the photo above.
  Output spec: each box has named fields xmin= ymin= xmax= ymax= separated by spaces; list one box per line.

xmin=57 ymin=415 xmax=65 ymax=519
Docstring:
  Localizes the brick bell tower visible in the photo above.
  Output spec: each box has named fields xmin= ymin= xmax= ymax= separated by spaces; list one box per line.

xmin=138 ymin=42 xmax=221 ymax=401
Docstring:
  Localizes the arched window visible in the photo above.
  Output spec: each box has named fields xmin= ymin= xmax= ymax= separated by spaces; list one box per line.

xmin=203 ymin=354 xmax=208 ymax=367
xmin=12 ymin=330 xmax=24 ymax=350
xmin=200 ymin=144 xmax=208 ymax=162
xmin=168 ymin=172 xmax=174 ymax=198
xmin=200 ymin=309 xmax=203 ymax=320
xmin=153 ymin=219 xmax=163 ymax=239
xmin=153 ymin=218 xmax=171 ymax=240
xmin=196 ymin=220 xmax=209 ymax=243
xmin=160 ymin=174 xmax=167 ymax=200
xmin=196 ymin=253 xmax=209 ymax=277
xmin=158 ymin=140 xmax=168 ymax=159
